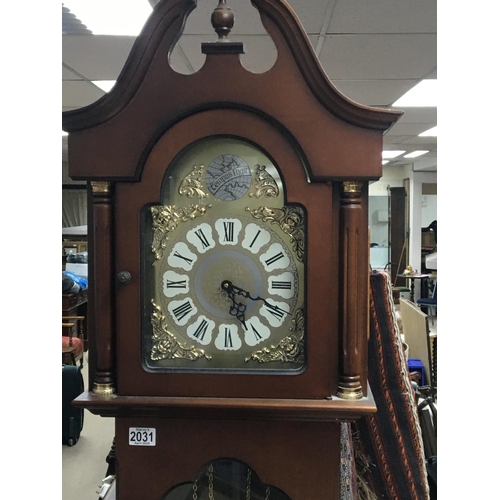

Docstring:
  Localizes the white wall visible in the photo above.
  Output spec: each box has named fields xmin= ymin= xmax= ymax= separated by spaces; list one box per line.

xmin=407 ymin=168 xmax=437 ymax=272
xmin=368 ymin=164 xmax=406 ymax=196
xmin=421 ymin=195 xmax=437 ymax=226
xmin=368 ymin=164 xmax=437 ymax=281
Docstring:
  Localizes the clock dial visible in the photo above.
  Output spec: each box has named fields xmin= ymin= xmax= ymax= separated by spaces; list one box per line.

xmin=143 ymin=137 xmax=305 ymax=372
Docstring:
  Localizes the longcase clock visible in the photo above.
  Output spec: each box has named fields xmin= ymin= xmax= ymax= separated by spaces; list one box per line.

xmin=63 ymin=1 xmax=402 ymax=498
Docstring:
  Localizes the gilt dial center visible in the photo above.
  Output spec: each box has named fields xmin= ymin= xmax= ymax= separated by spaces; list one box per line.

xmin=195 ymin=250 xmax=262 ymax=319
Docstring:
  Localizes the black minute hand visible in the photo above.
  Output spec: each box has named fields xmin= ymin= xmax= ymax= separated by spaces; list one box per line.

xmin=221 ymin=280 xmax=290 ymax=316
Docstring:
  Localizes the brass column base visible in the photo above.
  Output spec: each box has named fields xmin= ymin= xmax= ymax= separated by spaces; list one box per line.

xmin=93 ymin=383 xmax=116 ymax=396
xmin=336 ymin=385 xmax=363 ymax=400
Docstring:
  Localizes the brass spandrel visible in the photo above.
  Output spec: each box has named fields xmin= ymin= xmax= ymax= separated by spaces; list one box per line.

xmin=248 ymin=164 xmax=279 ymax=199
xmin=150 ymin=300 xmax=211 ymax=362
xmin=178 ymin=165 xmax=210 ymax=199
xmin=150 ymin=204 xmax=212 ymax=260
xmin=245 ymin=307 xmax=304 ymax=364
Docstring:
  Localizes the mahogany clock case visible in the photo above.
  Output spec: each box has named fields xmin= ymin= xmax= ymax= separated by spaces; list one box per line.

xmin=113 ymin=416 xmax=341 ymax=500
xmin=114 ymin=107 xmax=342 ymax=400
xmin=64 ymin=0 xmax=400 ymax=406
xmin=62 ymin=1 xmax=402 ymax=498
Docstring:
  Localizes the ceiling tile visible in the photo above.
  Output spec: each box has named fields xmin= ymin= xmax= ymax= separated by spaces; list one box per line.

xmin=385 ymin=122 xmax=435 ymax=136
xmin=393 ymin=107 xmax=437 ymax=124
xmin=329 ymin=0 xmax=437 ymax=34
xmin=168 ymin=43 xmax=197 ymax=75
xmin=62 ymin=64 xmax=80 ymax=80
xmin=62 ymin=35 xmax=136 ymax=80
xmin=383 ymin=135 xmax=414 ymax=144
xmin=180 ymin=0 xmax=332 ymax=37
xmin=237 ymin=36 xmax=279 ymax=73
xmin=319 ymin=34 xmax=436 ymax=80
xmin=62 ymin=80 xmax=105 ymax=108
xmin=288 ymin=0 xmax=332 ymax=34
xmin=400 ymin=135 xmax=437 ymax=145
xmin=332 ymin=79 xmax=418 ymax=106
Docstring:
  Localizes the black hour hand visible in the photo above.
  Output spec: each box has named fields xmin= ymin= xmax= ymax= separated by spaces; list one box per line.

xmin=221 ymin=280 xmax=247 ymax=329
xmin=229 ymin=301 xmax=247 ymax=328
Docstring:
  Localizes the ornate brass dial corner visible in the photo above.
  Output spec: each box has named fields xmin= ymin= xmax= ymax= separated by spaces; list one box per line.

xmin=245 ymin=307 xmax=305 ymax=364
xmin=178 ymin=164 xmax=209 ymax=199
xmin=246 ymin=205 xmax=305 ymax=262
xmin=248 ymin=164 xmax=279 ymax=198
xmin=150 ymin=300 xmax=211 ymax=362
xmin=150 ymin=203 xmax=212 ymax=260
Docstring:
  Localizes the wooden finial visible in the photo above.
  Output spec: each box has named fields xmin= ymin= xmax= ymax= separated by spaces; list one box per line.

xmin=211 ymin=0 xmax=234 ymax=42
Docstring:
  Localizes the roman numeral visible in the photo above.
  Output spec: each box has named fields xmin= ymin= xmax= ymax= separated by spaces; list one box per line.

xmin=172 ymin=301 xmax=193 ymax=321
xmin=250 ymin=323 xmax=262 ymax=341
xmin=195 ymin=229 xmax=210 ymax=248
xmin=271 ymin=280 xmax=292 ymax=290
xmin=249 ymin=229 xmax=261 ymax=248
xmin=166 ymin=279 xmax=187 ymax=289
xmin=192 ymin=319 xmax=209 ymax=340
xmin=265 ymin=303 xmax=287 ymax=320
xmin=173 ymin=251 xmax=193 ymax=264
xmin=224 ymin=327 xmax=233 ymax=348
xmin=265 ymin=251 xmax=284 ymax=266
xmin=223 ymin=222 xmax=234 ymax=242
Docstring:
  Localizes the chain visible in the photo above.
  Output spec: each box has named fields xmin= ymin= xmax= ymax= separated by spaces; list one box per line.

xmin=208 ymin=463 xmax=215 ymax=500
xmin=192 ymin=464 xmax=271 ymax=500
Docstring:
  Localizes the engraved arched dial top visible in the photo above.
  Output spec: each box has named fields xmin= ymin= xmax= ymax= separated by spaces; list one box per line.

xmin=142 ymin=137 xmax=306 ymax=372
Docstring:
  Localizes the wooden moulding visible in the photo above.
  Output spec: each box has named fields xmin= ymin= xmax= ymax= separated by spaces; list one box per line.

xmin=73 ymin=386 xmax=376 ymax=420
xmin=62 ymin=0 xmax=401 ymax=133
xmin=62 ymin=0 xmax=402 ymax=183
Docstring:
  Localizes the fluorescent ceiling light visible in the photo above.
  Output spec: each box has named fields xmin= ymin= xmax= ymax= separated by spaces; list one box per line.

xmin=63 ymin=1 xmax=153 ymax=36
xmin=419 ymin=126 xmax=437 ymax=137
xmin=93 ymin=80 xmax=116 ymax=92
xmin=404 ymin=150 xmax=429 ymax=158
xmin=382 ymin=150 xmax=405 ymax=159
xmin=392 ymin=79 xmax=437 ymax=107
xmin=382 ymin=160 xmax=389 ymax=165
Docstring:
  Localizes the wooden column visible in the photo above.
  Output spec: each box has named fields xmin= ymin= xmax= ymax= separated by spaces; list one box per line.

xmin=337 ymin=181 xmax=367 ymax=400
xmin=90 ymin=181 xmax=116 ymax=395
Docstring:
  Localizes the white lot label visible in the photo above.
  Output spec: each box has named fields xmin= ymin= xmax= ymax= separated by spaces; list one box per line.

xmin=129 ymin=427 xmax=156 ymax=446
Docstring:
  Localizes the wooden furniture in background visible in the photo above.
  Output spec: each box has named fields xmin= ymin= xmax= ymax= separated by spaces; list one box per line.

xmin=62 ymin=289 xmax=88 ymax=351
xmin=390 ymin=187 xmax=407 ymax=287
xmin=62 ymin=316 xmax=85 ymax=367
xmin=396 ymin=272 xmax=431 ymax=302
